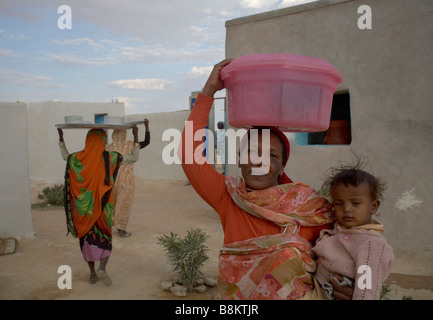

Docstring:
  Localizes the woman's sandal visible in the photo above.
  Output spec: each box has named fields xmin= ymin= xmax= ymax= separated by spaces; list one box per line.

xmin=119 ymin=230 xmax=132 ymax=238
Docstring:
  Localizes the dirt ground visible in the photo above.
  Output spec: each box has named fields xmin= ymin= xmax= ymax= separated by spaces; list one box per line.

xmin=1 ymin=178 xmax=432 ymax=300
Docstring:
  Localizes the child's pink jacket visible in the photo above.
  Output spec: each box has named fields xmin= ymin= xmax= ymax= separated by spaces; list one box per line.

xmin=313 ymin=220 xmax=394 ymax=300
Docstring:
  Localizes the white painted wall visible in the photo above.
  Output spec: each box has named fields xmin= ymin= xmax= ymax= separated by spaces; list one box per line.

xmin=25 ymin=100 xmax=192 ymax=185
xmin=0 ymin=102 xmax=34 ymax=239
xmin=116 ymin=110 xmax=191 ymax=181
xmin=0 ymin=99 xmax=192 ymax=239
xmin=26 ymin=101 xmax=125 ymax=185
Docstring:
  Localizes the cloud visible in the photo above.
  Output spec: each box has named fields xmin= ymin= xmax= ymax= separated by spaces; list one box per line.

xmin=107 ymin=78 xmax=176 ymax=91
xmin=119 ymin=44 xmax=224 ymax=64
xmin=45 ymin=53 xmax=117 ymax=66
xmin=2 ymin=1 xmax=314 ymax=45
xmin=68 ymin=0 xmax=229 ymax=46
xmin=51 ymin=37 xmax=103 ymax=49
xmin=7 ymin=33 xmax=30 ymax=40
xmin=0 ymin=49 xmax=20 ymax=57
xmin=0 ymin=69 xmax=67 ymax=89
xmin=114 ymin=96 xmax=156 ymax=114
xmin=241 ymin=0 xmax=317 ymax=10
xmin=4 ymin=1 xmax=312 ymax=67
xmin=48 ymin=36 xmax=224 ymax=66
xmin=279 ymin=0 xmax=317 ymax=7
xmin=114 ymin=95 xmax=186 ymax=114
xmin=1 ymin=1 xmax=281 ymax=46
xmin=240 ymin=0 xmax=279 ymax=10
xmin=0 ymin=0 xmax=317 ymax=111
xmin=186 ymin=66 xmax=213 ymax=78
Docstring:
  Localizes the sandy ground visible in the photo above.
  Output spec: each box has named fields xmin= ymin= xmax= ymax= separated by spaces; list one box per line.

xmin=1 ymin=178 xmax=432 ymax=300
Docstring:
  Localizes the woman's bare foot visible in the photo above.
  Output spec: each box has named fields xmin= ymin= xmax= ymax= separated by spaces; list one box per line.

xmin=96 ymin=269 xmax=112 ymax=286
xmin=88 ymin=261 xmax=98 ymax=284
xmin=89 ymin=274 xmax=99 ymax=284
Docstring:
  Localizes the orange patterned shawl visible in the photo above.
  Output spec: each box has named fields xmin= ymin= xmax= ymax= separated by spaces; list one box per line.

xmin=219 ymin=176 xmax=335 ymax=300
xmin=64 ymin=129 xmax=121 ymax=240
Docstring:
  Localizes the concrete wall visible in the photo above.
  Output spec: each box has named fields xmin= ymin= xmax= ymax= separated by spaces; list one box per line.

xmin=121 ymin=110 xmax=191 ymax=181
xmin=26 ymin=101 xmax=125 ymax=185
xmin=25 ymin=101 xmax=191 ymax=185
xmin=0 ymin=103 xmax=34 ymax=239
xmin=225 ymin=0 xmax=433 ymax=266
xmin=0 ymin=99 xmax=190 ymax=238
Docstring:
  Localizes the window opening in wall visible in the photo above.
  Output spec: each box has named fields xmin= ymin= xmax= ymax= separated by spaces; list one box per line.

xmin=94 ymin=113 xmax=107 ymax=124
xmin=295 ymin=91 xmax=351 ymax=146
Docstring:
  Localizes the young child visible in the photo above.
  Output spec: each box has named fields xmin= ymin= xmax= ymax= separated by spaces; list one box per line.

xmin=313 ymin=160 xmax=394 ymax=300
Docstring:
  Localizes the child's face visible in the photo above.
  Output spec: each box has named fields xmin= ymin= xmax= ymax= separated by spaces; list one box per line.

xmin=331 ymin=182 xmax=379 ymax=228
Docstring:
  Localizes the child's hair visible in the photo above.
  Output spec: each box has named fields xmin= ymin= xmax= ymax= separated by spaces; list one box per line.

xmin=322 ymin=155 xmax=387 ymax=201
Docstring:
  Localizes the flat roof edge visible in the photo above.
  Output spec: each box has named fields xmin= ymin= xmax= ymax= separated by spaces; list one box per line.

xmin=225 ymin=0 xmax=354 ymax=27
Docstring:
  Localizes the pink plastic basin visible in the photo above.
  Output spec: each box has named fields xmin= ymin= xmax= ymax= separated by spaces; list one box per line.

xmin=220 ymin=53 xmax=343 ymax=132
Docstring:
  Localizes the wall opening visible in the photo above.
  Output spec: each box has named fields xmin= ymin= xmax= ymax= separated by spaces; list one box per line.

xmin=295 ymin=91 xmax=351 ymax=146
xmin=94 ymin=113 xmax=107 ymax=124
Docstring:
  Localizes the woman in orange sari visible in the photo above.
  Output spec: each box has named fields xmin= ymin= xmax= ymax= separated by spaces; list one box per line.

xmin=179 ymin=59 xmax=354 ymax=299
xmin=58 ymin=127 xmax=140 ymax=285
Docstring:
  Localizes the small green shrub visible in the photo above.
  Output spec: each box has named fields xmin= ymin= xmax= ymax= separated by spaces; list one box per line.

xmin=380 ymin=283 xmax=391 ymax=300
xmin=157 ymin=228 xmax=209 ymax=290
xmin=37 ymin=184 xmax=64 ymax=206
